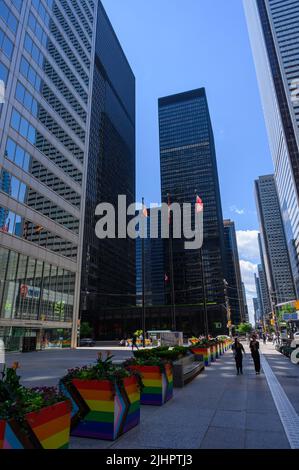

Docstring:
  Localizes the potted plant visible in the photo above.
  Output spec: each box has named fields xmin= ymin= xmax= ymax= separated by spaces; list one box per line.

xmin=124 ymin=356 xmax=173 ymax=406
xmin=0 ymin=364 xmax=71 ymax=449
xmin=59 ymin=353 xmax=141 ymax=441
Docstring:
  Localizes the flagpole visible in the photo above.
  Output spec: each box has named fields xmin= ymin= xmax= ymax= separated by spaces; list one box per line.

xmin=195 ymin=190 xmax=208 ymax=338
xmin=141 ymin=197 xmax=146 ymax=347
xmin=167 ymin=193 xmax=176 ymax=331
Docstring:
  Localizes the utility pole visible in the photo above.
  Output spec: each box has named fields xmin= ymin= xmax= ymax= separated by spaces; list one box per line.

xmin=224 ymin=279 xmax=232 ymax=337
xmin=141 ymin=197 xmax=146 ymax=347
xmin=200 ymin=248 xmax=208 ymax=338
xmin=270 ymin=290 xmax=280 ymax=343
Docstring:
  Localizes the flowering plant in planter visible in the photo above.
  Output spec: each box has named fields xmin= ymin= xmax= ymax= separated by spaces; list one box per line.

xmin=0 ymin=364 xmax=71 ymax=449
xmin=124 ymin=357 xmax=173 ymax=406
xmin=59 ymin=353 xmax=142 ymax=441
xmin=133 ymin=346 xmax=189 ymax=362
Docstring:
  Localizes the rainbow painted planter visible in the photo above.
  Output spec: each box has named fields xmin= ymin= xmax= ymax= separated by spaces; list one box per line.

xmin=128 ymin=364 xmax=173 ymax=406
xmin=60 ymin=376 xmax=140 ymax=440
xmin=210 ymin=345 xmax=217 ymax=362
xmin=191 ymin=347 xmax=211 ymax=366
xmin=0 ymin=401 xmax=71 ymax=449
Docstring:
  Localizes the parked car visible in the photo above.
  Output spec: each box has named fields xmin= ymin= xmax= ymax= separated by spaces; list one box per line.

xmin=79 ymin=338 xmax=96 ymax=347
xmin=291 ymin=331 xmax=299 ymax=348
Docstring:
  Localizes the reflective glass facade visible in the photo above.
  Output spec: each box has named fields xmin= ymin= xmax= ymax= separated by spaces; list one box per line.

xmin=244 ymin=0 xmax=299 ymax=294
xmin=223 ymin=220 xmax=246 ymax=326
xmin=255 ymin=175 xmax=296 ymax=304
xmin=80 ymin=3 xmax=136 ymax=339
xmin=0 ymin=0 xmax=97 ymax=349
xmin=159 ymin=88 xmax=227 ymax=332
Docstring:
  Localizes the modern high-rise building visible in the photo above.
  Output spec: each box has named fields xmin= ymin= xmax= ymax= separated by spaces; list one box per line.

xmin=158 ymin=88 xmax=227 ymax=334
xmin=254 ymin=273 xmax=263 ymax=322
xmin=223 ymin=219 xmax=246 ymax=325
xmin=0 ymin=1 xmax=135 ymax=349
xmin=241 ymin=282 xmax=249 ymax=323
xmin=255 ymin=175 xmax=296 ymax=304
xmin=258 ymin=263 xmax=272 ymax=318
xmin=79 ymin=3 xmax=135 ymax=339
xmin=253 ymin=297 xmax=259 ymax=324
xmin=244 ymin=0 xmax=299 ymax=294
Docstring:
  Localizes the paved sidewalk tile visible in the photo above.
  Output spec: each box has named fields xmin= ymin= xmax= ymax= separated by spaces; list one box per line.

xmin=245 ymin=430 xmax=290 ymax=449
xmin=199 ymin=426 xmax=245 ymax=449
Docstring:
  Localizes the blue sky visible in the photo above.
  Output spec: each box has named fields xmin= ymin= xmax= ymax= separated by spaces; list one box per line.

xmin=101 ymin=0 xmax=275 ymax=320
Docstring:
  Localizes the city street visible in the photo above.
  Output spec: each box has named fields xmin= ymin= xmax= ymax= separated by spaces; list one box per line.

xmin=5 ymin=342 xmax=299 ymax=449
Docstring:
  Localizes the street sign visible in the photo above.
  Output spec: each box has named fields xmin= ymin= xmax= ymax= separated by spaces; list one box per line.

xmin=282 ymin=312 xmax=299 ymax=321
xmin=214 ymin=322 xmax=222 ymax=329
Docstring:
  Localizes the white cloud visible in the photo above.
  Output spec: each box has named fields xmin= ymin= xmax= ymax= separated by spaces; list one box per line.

xmin=236 ymin=230 xmax=260 ymax=263
xmin=230 ymin=205 xmax=245 ymax=215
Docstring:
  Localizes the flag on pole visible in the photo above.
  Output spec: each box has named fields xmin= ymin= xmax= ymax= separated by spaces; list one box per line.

xmin=195 ymin=195 xmax=204 ymax=213
xmin=142 ymin=206 xmax=148 ymax=218
xmin=165 ymin=273 xmax=169 ymax=282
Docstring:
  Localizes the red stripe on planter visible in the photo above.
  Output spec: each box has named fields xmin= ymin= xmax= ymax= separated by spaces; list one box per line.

xmin=25 ymin=401 xmax=71 ymax=428
xmin=72 ymin=379 xmax=113 ymax=391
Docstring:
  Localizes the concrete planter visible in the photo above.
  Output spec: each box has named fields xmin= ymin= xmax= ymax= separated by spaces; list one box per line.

xmin=60 ymin=376 xmax=140 ymax=440
xmin=191 ymin=347 xmax=211 ymax=366
xmin=128 ymin=364 xmax=173 ymax=405
xmin=0 ymin=401 xmax=71 ymax=449
xmin=173 ymin=355 xmax=204 ymax=387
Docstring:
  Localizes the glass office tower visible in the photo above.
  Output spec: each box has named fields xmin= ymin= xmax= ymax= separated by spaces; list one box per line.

xmin=223 ymin=219 xmax=246 ymax=326
xmin=255 ymin=175 xmax=296 ymax=304
xmin=0 ymin=1 xmax=135 ymax=349
xmin=159 ymin=88 xmax=227 ymax=334
xmin=244 ymin=0 xmax=299 ymax=294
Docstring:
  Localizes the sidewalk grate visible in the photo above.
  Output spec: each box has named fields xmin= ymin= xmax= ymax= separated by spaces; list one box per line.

xmin=261 ymin=354 xmax=299 ymax=449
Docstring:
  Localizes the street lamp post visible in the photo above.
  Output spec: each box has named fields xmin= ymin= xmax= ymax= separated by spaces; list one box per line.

xmin=224 ymin=279 xmax=232 ymax=337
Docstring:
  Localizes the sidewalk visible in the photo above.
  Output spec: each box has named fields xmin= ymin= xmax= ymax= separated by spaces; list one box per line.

xmin=71 ymin=343 xmax=297 ymax=449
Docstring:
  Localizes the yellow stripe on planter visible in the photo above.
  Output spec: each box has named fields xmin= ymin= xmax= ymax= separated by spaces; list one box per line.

xmin=41 ymin=428 xmax=70 ymax=449
xmin=142 ymin=379 xmax=163 ymax=388
xmin=85 ymin=400 xmax=115 ymax=412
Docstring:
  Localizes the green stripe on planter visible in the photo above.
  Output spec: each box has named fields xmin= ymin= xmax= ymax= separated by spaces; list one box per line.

xmin=143 ymin=387 xmax=162 ymax=394
xmin=85 ymin=411 xmax=115 ymax=423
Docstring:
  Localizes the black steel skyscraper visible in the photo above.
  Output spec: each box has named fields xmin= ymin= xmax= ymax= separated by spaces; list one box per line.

xmin=158 ymin=88 xmax=227 ymax=334
xmin=80 ymin=3 xmax=136 ymax=339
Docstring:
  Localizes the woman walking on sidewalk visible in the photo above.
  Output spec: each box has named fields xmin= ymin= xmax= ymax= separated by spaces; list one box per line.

xmin=232 ymin=337 xmax=245 ymax=375
xmin=250 ymin=335 xmax=261 ymax=375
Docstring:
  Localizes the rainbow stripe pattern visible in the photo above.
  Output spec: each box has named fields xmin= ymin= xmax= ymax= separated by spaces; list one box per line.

xmin=129 ymin=364 xmax=173 ymax=406
xmin=191 ymin=347 xmax=211 ymax=366
xmin=25 ymin=401 xmax=71 ymax=449
xmin=0 ymin=401 xmax=71 ymax=449
xmin=62 ymin=377 xmax=140 ymax=441
xmin=210 ymin=345 xmax=216 ymax=362
xmin=0 ymin=420 xmax=24 ymax=449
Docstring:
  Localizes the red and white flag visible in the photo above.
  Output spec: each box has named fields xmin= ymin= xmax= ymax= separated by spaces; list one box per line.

xmin=195 ymin=195 xmax=204 ymax=213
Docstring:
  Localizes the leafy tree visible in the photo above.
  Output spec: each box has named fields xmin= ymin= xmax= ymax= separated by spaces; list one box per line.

xmin=236 ymin=323 xmax=253 ymax=334
xmin=80 ymin=322 xmax=93 ymax=338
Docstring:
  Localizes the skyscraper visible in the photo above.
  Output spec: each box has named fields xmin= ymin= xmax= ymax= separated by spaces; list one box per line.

xmin=258 ymin=263 xmax=271 ymax=318
xmin=253 ymin=297 xmax=259 ymax=325
xmin=136 ymin=208 xmax=165 ymax=307
xmin=241 ymin=282 xmax=249 ymax=323
xmin=244 ymin=0 xmax=299 ymax=293
xmin=0 ymin=1 xmax=135 ymax=349
xmin=158 ymin=88 xmax=227 ymax=334
xmin=79 ymin=2 xmax=135 ymax=339
xmin=223 ymin=219 xmax=246 ymax=325
xmin=254 ymin=273 xmax=263 ymax=322
xmin=255 ymin=175 xmax=296 ymax=304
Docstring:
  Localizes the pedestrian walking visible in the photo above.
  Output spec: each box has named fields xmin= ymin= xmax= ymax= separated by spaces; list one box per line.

xmin=231 ymin=337 xmax=246 ymax=375
xmin=250 ymin=335 xmax=261 ymax=374
xmin=272 ymin=333 xmax=276 ymax=345
xmin=131 ymin=334 xmax=139 ymax=351
xmin=262 ymin=333 xmax=266 ymax=345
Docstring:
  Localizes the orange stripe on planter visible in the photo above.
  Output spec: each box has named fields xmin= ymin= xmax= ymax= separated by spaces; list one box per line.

xmin=30 ymin=413 xmax=70 ymax=441
xmin=26 ymin=401 xmax=71 ymax=428
xmin=75 ymin=389 xmax=114 ymax=401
